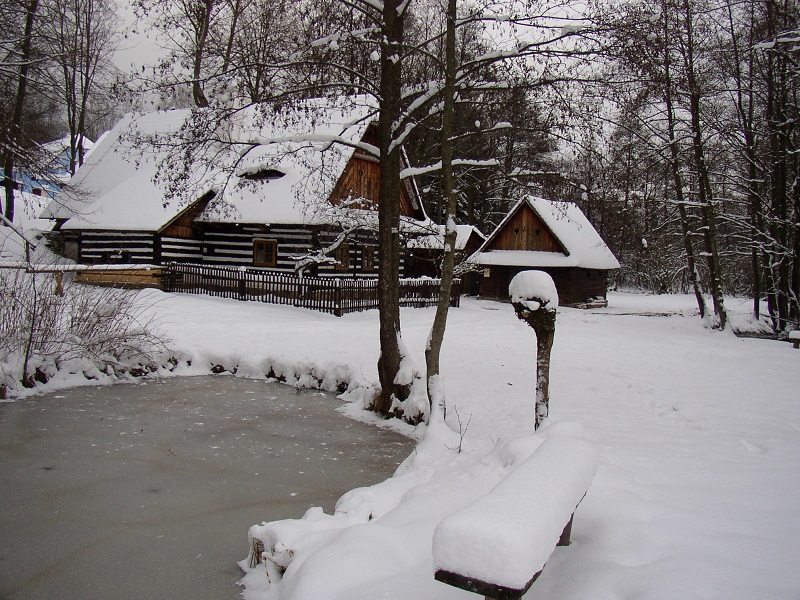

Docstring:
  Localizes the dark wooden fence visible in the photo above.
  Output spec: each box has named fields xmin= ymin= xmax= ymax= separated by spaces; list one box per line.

xmin=163 ymin=263 xmax=460 ymax=316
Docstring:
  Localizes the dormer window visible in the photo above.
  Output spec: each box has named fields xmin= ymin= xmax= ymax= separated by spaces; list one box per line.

xmin=240 ymin=168 xmax=286 ymax=182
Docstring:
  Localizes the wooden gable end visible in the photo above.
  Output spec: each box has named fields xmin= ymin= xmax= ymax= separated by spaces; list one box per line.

xmin=327 ymin=125 xmax=424 ymax=220
xmin=487 ymin=203 xmax=568 ymax=254
xmin=158 ymin=191 xmax=215 ymax=238
xmin=463 ymin=230 xmax=485 ymax=256
xmin=329 ymin=153 xmax=380 ymax=209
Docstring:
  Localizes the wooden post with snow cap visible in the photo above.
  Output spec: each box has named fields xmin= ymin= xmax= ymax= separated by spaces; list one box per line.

xmin=509 ymin=270 xmax=558 ymax=430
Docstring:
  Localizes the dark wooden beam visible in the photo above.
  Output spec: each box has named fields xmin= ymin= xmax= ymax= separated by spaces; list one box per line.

xmin=433 ymin=568 xmax=542 ymax=600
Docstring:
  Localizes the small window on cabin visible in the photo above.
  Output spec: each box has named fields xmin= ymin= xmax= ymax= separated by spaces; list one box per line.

xmin=253 ymin=239 xmax=278 ymax=267
xmin=241 ymin=168 xmax=286 ymax=182
xmin=361 ymin=245 xmax=376 ymax=271
xmin=334 ymin=243 xmax=350 ymax=271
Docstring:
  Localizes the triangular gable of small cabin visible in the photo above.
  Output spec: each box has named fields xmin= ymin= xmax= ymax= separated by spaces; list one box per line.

xmin=327 ymin=125 xmax=425 ymax=221
xmin=482 ymin=200 xmax=569 ymax=255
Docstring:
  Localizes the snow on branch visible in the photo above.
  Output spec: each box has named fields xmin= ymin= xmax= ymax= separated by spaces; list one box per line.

xmin=400 ymin=158 xmax=500 ymax=178
xmin=242 ymin=133 xmax=379 ymax=159
xmin=291 ymin=202 xmax=375 ymax=277
xmin=754 ymin=29 xmax=800 ymax=50
xmin=0 ymin=212 xmax=39 ymax=252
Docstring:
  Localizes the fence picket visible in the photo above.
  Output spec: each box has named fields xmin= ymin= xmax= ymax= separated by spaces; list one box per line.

xmin=163 ymin=263 xmax=459 ymax=316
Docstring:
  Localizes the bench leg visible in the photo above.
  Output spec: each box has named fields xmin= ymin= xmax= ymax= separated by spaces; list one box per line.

xmin=558 ymin=514 xmax=574 ymax=546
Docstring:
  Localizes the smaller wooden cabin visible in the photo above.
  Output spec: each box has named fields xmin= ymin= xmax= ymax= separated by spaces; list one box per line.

xmin=471 ymin=197 xmax=620 ymax=307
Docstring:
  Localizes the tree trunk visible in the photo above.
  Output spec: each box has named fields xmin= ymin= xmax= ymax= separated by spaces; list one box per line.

xmin=2 ymin=0 xmax=39 ymax=224
xmin=662 ymin=0 xmax=707 ymax=319
xmin=374 ymin=0 xmax=407 ymax=415
xmin=424 ymin=0 xmax=457 ymax=421
xmin=192 ymin=0 xmax=213 ymax=108
xmin=791 ymin=171 xmax=799 ymax=325
xmin=512 ymin=303 xmax=556 ymax=430
xmin=681 ymin=0 xmax=727 ymax=329
xmin=724 ymin=0 xmax=763 ymax=320
xmin=221 ymin=0 xmax=242 ymax=73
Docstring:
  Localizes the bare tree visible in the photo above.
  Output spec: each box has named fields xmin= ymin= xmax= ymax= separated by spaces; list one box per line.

xmin=418 ymin=0 xmax=603 ymax=413
xmin=132 ymin=0 xmax=227 ymax=107
xmin=1 ymin=0 xmax=39 ymax=223
xmin=43 ymin=0 xmax=118 ymax=174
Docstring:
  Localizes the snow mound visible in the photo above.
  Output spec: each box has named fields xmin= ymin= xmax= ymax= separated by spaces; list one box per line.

xmin=432 ymin=437 xmax=598 ymax=590
xmin=509 ymin=270 xmax=558 ymax=311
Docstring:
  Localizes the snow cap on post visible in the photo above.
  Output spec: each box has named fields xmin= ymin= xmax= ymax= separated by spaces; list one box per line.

xmin=509 ymin=270 xmax=558 ymax=312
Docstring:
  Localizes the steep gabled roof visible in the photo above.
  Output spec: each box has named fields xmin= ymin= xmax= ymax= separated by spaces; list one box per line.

xmin=472 ymin=197 xmax=620 ymax=270
xmin=42 ymin=100 xmax=429 ymax=231
xmin=41 ymin=109 xmax=202 ymax=230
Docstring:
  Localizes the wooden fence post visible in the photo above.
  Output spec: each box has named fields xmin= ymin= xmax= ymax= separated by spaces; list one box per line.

xmin=238 ymin=270 xmax=247 ymax=301
xmin=334 ymin=278 xmax=343 ymax=317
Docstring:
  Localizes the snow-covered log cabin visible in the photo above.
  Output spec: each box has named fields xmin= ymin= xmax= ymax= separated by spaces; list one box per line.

xmin=41 ymin=103 xmax=431 ymax=277
xmin=470 ymin=197 xmax=620 ymax=307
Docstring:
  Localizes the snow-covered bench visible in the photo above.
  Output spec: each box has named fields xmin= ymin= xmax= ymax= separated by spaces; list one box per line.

xmin=790 ymin=331 xmax=800 ymax=349
xmin=432 ymin=438 xmax=598 ymax=599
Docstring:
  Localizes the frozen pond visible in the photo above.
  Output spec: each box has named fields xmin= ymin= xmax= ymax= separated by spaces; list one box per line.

xmin=0 ymin=376 xmax=414 ymax=600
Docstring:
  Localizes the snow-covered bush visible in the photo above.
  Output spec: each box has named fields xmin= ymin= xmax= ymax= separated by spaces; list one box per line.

xmin=0 ymin=268 xmax=169 ymax=396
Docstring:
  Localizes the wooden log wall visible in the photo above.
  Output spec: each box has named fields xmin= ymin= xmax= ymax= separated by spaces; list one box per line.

xmin=198 ymin=224 xmax=402 ymax=278
xmin=479 ymin=266 xmax=609 ymax=306
xmin=489 ymin=205 xmax=566 ymax=254
xmin=77 ymin=267 xmax=166 ymax=289
xmin=72 ymin=224 xmax=408 ymax=279
xmin=79 ymin=231 xmax=156 ymax=264
xmin=159 ymin=236 xmax=203 ymax=263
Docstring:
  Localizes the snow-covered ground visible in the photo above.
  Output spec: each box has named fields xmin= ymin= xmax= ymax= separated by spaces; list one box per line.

xmin=121 ymin=288 xmax=798 ymax=600
xmin=3 ymin=274 xmax=798 ymax=598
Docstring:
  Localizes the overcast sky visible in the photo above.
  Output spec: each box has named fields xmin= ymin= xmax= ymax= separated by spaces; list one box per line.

xmin=112 ymin=0 xmax=164 ymax=73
